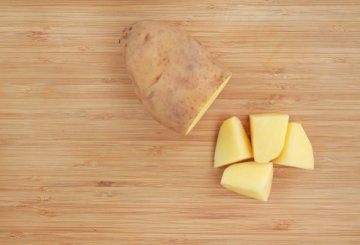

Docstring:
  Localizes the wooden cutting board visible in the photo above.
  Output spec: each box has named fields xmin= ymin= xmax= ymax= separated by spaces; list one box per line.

xmin=1 ymin=1 xmax=359 ymax=244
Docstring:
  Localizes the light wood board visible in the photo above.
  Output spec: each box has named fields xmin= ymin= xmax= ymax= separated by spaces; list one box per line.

xmin=1 ymin=1 xmax=360 ymax=244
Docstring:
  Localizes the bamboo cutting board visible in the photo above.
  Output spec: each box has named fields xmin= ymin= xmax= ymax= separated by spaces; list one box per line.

xmin=1 ymin=1 xmax=360 ymax=244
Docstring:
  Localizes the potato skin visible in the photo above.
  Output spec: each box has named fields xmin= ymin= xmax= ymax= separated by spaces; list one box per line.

xmin=123 ymin=20 xmax=231 ymax=134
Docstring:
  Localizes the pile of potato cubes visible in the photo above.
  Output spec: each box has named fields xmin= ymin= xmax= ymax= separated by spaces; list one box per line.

xmin=215 ymin=113 xmax=314 ymax=201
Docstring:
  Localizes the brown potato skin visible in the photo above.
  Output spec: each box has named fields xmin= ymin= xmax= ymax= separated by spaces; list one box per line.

xmin=123 ymin=20 xmax=231 ymax=134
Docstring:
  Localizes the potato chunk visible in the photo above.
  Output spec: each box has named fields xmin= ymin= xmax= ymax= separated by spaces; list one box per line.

xmin=221 ymin=162 xmax=273 ymax=201
xmin=214 ymin=117 xmax=252 ymax=168
xmin=250 ymin=113 xmax=289 ymax=163
xmin=274 ymin=123 xmax=314 ymax=170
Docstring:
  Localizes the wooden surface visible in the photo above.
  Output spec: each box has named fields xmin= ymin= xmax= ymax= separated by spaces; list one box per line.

xmin=1 ymin=1 xmax=360 ymax=244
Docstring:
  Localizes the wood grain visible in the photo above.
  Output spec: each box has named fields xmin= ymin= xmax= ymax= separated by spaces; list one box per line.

xmin=0 ymin=1 xmax=360 ymax=244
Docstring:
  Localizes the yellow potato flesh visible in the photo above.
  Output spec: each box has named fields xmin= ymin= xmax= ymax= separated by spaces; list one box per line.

xmin=214 ymin=116 xmax=252 ymax=168
xmin=250 ymin=113 xmax=289 ymax=163
xmin=221 ymin=162 xmax=273 ymax=201
xmin=186 ymin=74 xmax=232 ymax=135
xmin=274 ymin=123 xmax=314 ymax=170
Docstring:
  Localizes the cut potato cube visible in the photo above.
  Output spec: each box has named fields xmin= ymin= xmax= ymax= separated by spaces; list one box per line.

xmin=250 ymin=113 xmax=289 ymax=163
xmin=214 ymin=117 xmax=253 ymax=168
xmin=274 ymin=122 xmax=314 ymax=170
xmin=221 ymin=162 xmax=273 ymax=201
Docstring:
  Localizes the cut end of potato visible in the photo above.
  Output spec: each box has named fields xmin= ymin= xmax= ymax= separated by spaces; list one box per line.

xmin=221 ymin=162 xmax=273 ymax=201
xmin=186 ymin=72 xmax=232 ymax=135
xmin=250 ymin=113 xmax=289 ymax=163
xmin=274 ymin=122 xmax=314 ymax=170
xmin=214 ymin=116 xmax=253 ymax=168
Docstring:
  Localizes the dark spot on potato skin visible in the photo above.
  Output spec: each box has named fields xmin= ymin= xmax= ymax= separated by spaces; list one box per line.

xmin=152 ymin=72 xmax=163 ymax=86
xmin=155 ymin=74 xmax=161 ymax=81
xmin=186 ymin=63 xmax=194 ymax=72
xmin=212 ymin=72 xmax=223 ymax=86
xmin=160 ymin=57 xmax=169 ymax=65
xmin=147 ymin=90 xmax=155 ymax=99
xmin=177 ymin=75 xmax=198 ymax=90
xmin=172 ymin=103 xmax=185 ymax=121
xmin=143 ymin=33 xmax=150 ymax=43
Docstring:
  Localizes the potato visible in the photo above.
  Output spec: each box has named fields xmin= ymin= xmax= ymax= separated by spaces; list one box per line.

xmin=122 ymin=21 xmax=232 ymax=134
xmin=250 ymin=113 xmax=289 ymax=163
xmin=274 ymin=123 xmax=314 ymax=170
xmin=214 ymin=116 xmax=252 ymax=168
xmin=221 ymin=162 xmax=273 ymax=201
